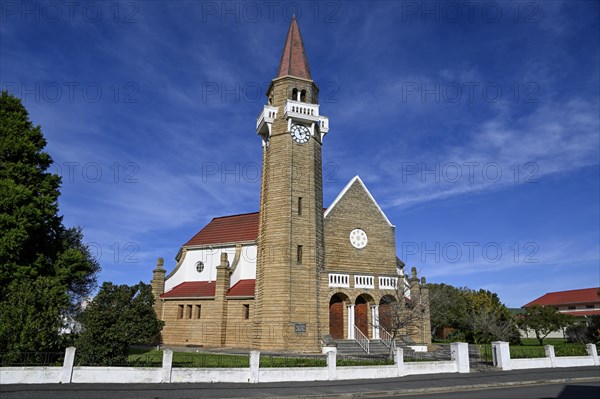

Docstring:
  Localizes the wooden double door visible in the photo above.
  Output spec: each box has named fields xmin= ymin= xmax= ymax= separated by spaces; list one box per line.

xmin=329 ymin=296 xmax=344 ymax=339
xmin=329 ymin=295 xmax=376 ymax=339
xmin=355 ymin=296 xmax=368 ymax=337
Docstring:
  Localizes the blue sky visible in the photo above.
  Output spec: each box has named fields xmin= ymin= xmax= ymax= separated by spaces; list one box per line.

xmin=1 ymin=0 xmax=598 ymax=307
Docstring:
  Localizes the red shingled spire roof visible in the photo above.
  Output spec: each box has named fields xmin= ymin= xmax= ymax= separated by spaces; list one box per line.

xmin=276 ymin=16 xmax=312 ymax=80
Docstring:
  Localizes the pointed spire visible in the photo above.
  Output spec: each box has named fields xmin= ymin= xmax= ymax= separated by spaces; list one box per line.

xmin=276 ymin=17 xmax=312 ymax=80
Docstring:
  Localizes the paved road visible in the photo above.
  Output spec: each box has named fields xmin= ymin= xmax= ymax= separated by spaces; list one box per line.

xmin=367 ymin=382 xmax=600 ymax=399
xmin=1 ymin=367 xmax=599 ymax=399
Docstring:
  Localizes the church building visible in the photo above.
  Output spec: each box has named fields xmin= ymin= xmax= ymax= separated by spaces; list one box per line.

xmin=151 ymin=18 xmax=431 ymax=353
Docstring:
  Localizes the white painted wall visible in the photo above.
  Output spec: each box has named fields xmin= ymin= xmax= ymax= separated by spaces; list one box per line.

xmin=409 ymin=345 xmax=428 ymax=352
xmin=3 ymin=343 xmax=597 ymax=385
xmin=491 ymin=342 xmax=599 ymax=371
xmin=230 ymin=245 xmax=257 ymax=287
xmin=336 ymin=365 xmax=398 ymax=380
xmin=258 ymin=367 xmax=327 ymax=383
xmin=404 ymin=361 xmax=458 ymax=374
xmin=171 ymin=368 xmax=251 ymax=383
xmin=165 ymin=245 xmax=259 ymax=292
xmin=0 ymin=367 xmax=61 ymax=384
xmin=554 ymin=356 xmax=596 ymax=368
xmin=72 ymin=367 xmax=161 ymax=383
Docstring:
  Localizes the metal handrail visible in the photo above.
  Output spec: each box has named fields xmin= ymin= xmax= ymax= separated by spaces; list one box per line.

xmin=379 ymin=326 xmax=396 ymax=351
xmin=354 ymin=325 xmax=370 ymax=354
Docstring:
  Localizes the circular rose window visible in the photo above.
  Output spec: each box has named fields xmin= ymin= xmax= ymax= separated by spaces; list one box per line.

xmin=195 ymin=261 xmax=204 ymax=273
xmin=349 ymin=228 xmax=368 ymax=249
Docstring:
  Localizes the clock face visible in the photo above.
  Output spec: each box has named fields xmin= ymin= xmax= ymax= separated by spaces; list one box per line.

xmin=291 ymin=124 xmax=310 ymax=144
xmin=350 ymin=229 xmax=368 ymax=249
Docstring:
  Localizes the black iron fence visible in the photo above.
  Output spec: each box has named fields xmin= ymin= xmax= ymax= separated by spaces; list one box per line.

xmin=0 ymin=352 xmax=65 ymax=367
xmin=172 ymin=353 xmax=249 ymax=368
xmin=336 ymin=354 xmax=394 ymax=366
xmin=260 ymin=354 xmax=326 ymax=368
xmin=76 ymin=354 xmax=162 ymax=367
xmin=468 ymin=344 xmax=494 ymax=369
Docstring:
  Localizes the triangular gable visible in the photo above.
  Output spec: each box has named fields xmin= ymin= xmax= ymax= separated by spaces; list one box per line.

xmin=324 ymin=176 xmax=394 ymax=227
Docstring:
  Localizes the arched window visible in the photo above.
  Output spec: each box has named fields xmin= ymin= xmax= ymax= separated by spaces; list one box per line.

xmin=292 ymin=88 xmax=298 ymax=101
xmin=300 ymin=89 xmax=307 ymax=102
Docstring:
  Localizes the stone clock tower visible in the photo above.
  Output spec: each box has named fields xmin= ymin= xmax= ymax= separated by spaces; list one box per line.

xmin=254 ymin=17 xmax=329 ymax=352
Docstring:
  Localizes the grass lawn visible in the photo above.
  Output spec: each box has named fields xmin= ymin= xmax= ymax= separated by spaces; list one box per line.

xmin=510 ymin=339 xmax=594 ymax=358
xmin=128 ymin=349 xmax=397 ymax=368
xmin=433 ymin=338 xmax=597 ymax=359
xmin=127 ymin=339 xmax=598 ymax=367
xmin=128 ymin=348 xmax=249 ymax=368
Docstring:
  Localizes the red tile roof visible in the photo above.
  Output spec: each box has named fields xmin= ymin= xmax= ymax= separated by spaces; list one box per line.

xmin=183 ymin=209 xmax=327 ymax=247
xmin=184 ymin=212 xmax=259 ymax=246
xmin=227 ymin=279 xmax=256 ymax=297
xmin=523 ymin=288 xmax=600 ymax=308
xmin=277 ymin=16 xmax=312 ymax=80
xmin=160 ymin=281 xmax=216 ymax=299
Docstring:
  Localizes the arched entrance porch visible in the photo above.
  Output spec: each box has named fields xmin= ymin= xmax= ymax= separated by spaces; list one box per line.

xmin=379 ymin=295 xmax=397 ymax=338
xmin=328 ymin=293 xmax=349 ymax=339
xmin=354 ymin=294 xmax=374 ymax=339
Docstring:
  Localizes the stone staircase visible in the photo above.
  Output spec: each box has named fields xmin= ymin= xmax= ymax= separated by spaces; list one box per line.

xmin=334 ymin=339 xmax=415 ymax=357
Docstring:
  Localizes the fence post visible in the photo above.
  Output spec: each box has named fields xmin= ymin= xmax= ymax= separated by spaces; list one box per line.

xmin=544 ymin=345 xmax=556 ymax=368
xmin=249 ymin=351 xmax=260 ymax=383
xmin=586 ymin=344 xmax=599 ymax=366
xmin=161 ymin=349 xmax=173 ymax=383
xmin=394 ymin=347 xmax=405 ymax=376
xmin=60 ymin=347 xmax=76 ymax=384
xmin=491 ymin=341 xmax=511 ymax=370
xmin=327 ymin=348 xmax=337 ymax=380
xmin=450 ymin=342 xmax=469 ymax=373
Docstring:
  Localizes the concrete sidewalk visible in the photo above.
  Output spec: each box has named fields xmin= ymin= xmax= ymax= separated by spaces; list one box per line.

xmin=1 ymin=366 xmax=599 ymax=399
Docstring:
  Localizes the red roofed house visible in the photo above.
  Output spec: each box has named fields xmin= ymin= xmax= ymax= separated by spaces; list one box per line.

xmin=150 ymin=18 xmax=431 ymax=353
xmin=521 ymin=288 xmax=600 ymax=338
xmin=524 ymin=288 xmax=600 ymax=317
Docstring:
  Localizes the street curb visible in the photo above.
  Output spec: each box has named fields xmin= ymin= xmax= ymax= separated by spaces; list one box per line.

xmin=260 ymin=377 xmax=600 ymax=399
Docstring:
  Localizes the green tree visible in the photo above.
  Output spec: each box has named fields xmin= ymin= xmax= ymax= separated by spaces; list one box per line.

xmin=462 ymin=289 xmax=519 ymax=344
xmin=0 ymin=91 xmax=100 ymax=353
xmin=428 ymin=284 xmax=519 ymax=344
xmin=76 ymin=282 xmax=164 ymax=365
xmin=518 ymin=305 xmax=574 ymax=345
xmin=428 ymin=283 xmax=469 ymax=336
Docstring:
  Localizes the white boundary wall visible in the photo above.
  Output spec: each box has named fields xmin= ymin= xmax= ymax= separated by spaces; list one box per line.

xmin=0 ymin=344 xmax=469 ymax=384
xmin=491 ymin=342 xmax=599 ymax=371
xmin=2 ymin=342 xmax=598 ymax=384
